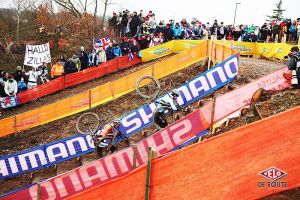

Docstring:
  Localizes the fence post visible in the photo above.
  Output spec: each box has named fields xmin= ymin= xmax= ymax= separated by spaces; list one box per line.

xmin=221 ymin=40 xmax=225 ymax=61
xmin=214 ymin=41 xmax=217 ymax=63
xmin=108 ymin=82 xmax=115 ymax=100
xmin=89 ymin=90 xmax=92 ymax=109
xmin=145 ymin=147 xmax=156 ymax=200
xmin=209 ymin=95 xmax=217 ymax=135
xmin=116 ymin=57 xmax=119 ymax=71
xmin=14 ymin=115 xmax=17 ymax=132
xmin=207 ymin=40 xmax=213 ymax=70
xmin=36 ymin=182 xmax=41 ymax=200
xmin=132 ymin=144 xmax=137 ymax=169
xmin=230 ymin=40 xmax=234 ymax=56
xmin=298 ymin=37 xmax=300 ymax=46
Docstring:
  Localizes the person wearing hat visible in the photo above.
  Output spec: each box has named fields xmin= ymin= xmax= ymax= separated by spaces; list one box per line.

xmin=106 ymin=42 xmax=115 ymax=61
xmin=130 ymin=11 xmax=140 ymax=37
xmin=78 ymin=46 xmax=89 ymax=70
xmin=164 ymin=24 xmax=174 ymax=42
xmin=13 ymin=66 xmax=26 ymax=83
xmin=173 ymin=23 xmax=183 ymax=39
xmin=39 ymin=62 xmax=50 ymax=84
xmin=25 ymin=67 xmax=40 ymax=89
xmin=4 ymin=75 xmax=18 ymax=96
xmin=88 ymin=49 xmax=99 ymax=67
xmin=113 ymin=40 xmax=122 ymax=57
xmin=120 ymin=37 xmax=130 ymax=55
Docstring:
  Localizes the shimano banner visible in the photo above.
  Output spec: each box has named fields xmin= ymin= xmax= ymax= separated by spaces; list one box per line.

xmin=0 ymin=54 xmax=239 ymax=179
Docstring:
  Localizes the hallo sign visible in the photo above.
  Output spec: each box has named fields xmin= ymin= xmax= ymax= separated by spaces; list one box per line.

xmin=24 ymin=43 xmax=51 ymax=67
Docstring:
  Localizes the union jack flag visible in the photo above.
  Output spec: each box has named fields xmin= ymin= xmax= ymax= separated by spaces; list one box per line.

xmin=1 ymin=96 xmax=19 ymax=109
xmin=94 ymin=37 xmax=110 ymax=50
xmin=128 ymin=52 xmax=134 ymax=61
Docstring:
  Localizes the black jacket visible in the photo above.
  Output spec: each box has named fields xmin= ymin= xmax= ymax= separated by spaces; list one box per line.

xmin=79 ymin=51 xmax=89 ymax=70
xmin=130 ymin=15 xmax=140 ymax=28
xmin=164 ymin=28 xmax=174 ymax=41
xmin=120 ymin=41 xmax=130 ymax=54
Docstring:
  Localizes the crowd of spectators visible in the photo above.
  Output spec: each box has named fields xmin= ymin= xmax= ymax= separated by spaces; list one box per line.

xmin=1 ymin=8 xmax=299 ymax=100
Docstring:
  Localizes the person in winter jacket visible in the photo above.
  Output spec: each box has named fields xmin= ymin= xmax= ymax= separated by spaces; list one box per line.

xmin=39 ymin=62 xmax=49 ymax=84
xmin=78 ymin=46 xmax=89 ymax=70
xmin=164 ymin=24 xmax=174 ymax=42
xmin=287 ymin=46 xmax=300 ymax=88
xmin=120 ymin=37 xmax=130 ymax=55
xmin=71 ymin=54 xmax=81 ymax=71
xmin=113 ymin=41 xmax=122 ymax=57
xmin=245 ymin=31 xmax=257 ymax=42
xmin=98 ymin=45 xmax=107 ymax=64
xmin=13 ymin=66 xmax=26 ymax=83
xmin=25 ymin=67 xmax=40 ymax=89
xmin=130 ymin=11 xmax=140 ymax=37
xmin=173 ymin=23 xmax=182 ymax=39
xmin=64 ymin=55 xmax=80 ymax=74
xmin=88 ymin=49 xmax=99 ymax=67
xmin=130 ymin=39 xmax=140 ymax=54
xmin=155 ymin=22 xmax=165 ymax=35
xmin=137 ymin=35 xmax=150 ymax=50
xmin=218 ymin=22 xmax=227 ymax=40
xmin=0 ymin=70 xmax=7 ymax=97
xmin=4 ymin=75 xmax=18 ymax=96
xmin=51 ymin=62 xmax=64 ymax=79
xmin=17 ymin=77 xmax=27 ymax=92
xmin=106 ymin=43 xmax=115 ymax=61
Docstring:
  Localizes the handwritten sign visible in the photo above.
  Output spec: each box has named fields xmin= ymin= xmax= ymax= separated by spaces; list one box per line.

xmin=24 ymin=43 xmax=51 ymax=67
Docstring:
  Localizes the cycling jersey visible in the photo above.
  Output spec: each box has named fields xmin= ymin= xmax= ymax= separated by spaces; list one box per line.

xmin=156 ymin=94 xmax=179 ymax=111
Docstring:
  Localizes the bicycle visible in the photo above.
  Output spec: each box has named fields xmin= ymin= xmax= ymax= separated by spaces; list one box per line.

xmin=136 ymin=75 xmax=192 ymax=130
xmin=76 ymin=111 xmax=130 ymax=158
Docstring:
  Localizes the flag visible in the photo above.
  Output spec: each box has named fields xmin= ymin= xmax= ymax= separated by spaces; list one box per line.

xmin=1 ymin=96 xmax=19 ymax=109
xmin=94 ymin=37 xmax=110 ymax=50
xmin=128 ymin=52 xmax=134 ymax=61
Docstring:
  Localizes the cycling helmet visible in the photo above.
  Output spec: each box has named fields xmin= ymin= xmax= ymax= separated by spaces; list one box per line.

xmin=170 ymin=89 xmax=180 ymax=98
xmin=112 ymin=118 xmax=122 ymax=124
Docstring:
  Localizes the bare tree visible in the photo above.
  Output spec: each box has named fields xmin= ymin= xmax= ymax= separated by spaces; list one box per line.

xmin=13 ymin=0 xmax=29 ymax=43
xmin=53 ymin=0 xmax=82 ymax=18
xmin=100 ymin=0 xmax=116 ymax=31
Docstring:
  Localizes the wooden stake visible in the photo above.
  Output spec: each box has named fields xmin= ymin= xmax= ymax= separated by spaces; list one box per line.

xmin=37 ymin=182 xmax=41 ymax=200
xmin=89 ymin=90 xmax=92 ymax=109
xmin=145 ymin=147 xmax=153 ymax=200
xmin=209 ymin=95 xmax=217 ymax=135
xmin=132 ymin=144 xmax=137 ymax=169
xmin=207 ymin=40 xmax=213 ymax=70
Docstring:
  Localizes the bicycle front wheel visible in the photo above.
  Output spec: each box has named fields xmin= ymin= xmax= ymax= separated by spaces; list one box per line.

xmin=136 ymin=75 xmax=161 ymax=99
xmin=76 ymin=112 xmax=100 ymax=135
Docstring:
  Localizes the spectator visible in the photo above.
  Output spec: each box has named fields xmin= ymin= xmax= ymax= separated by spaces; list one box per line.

xmin=98 ymin=45 xmax=107 ymax=64
xmin=64 ymin=55 xmax=79 ymax=74
xmin=13 ymin=66 xmax=25 ymax=83
xmin=297 ymin=19 xmax=300 ymax=42
xmin=0 ymin=70 xmax=6 ymax=97
xmin=78 ymin=46 xmax=89 ymax=70
xmin=272 ymin=22 xmax=280 ymax=42
xmin=130 ymin=11 xmax=140 ymax=37
xmin=25 ymin=67 xmax=40 ymax=89
xmin=113 ymin=41 xmax=122 ymax=57
xmin=51 ymin=62 xmax=64 ymax=79
xmin=289 ymin=21 xmax=297 ymax=42
xmin=39 ymin=62 xmax=49 ymax=84
xmin=164 ymin=24 xmax=174 ymax=42
xmin=120 ymin=37 xmax=130 ymax=55
xmin=58 ymin=55 xmax=67 ymax=66
xmin=137 ymin=35 xmax=149 ymax=50
xmin=72 ymin=54 xmax=81 ymax=71
xmin=17 ymin=77 xmax=27 ymax=92
xmin=138 ymin=10 xmax=145 ymax=34
xmin=260 ymin=23 xmax=269 ymax=42
xmin=4 ymin=75 xmax=18 ymax=96
xmin=246 ymin=31 xmax=257 ymax=42
xmin=121 ymin=10 xmax=128 ymax=36
xmin=173 ymin=23 xmax=183 ymax=39
xmin=130 ymin=39 xmax=140 ymax=54
xmin=106 ymin=43 xmax=115 ymax=61
xmin=149 ymin=14 xmax=157 ymax=34
xmin=88 ymin=49 xmax=99 ymax=67
xmin=155 ymin=22 xmax=165 ymax=35
xmin=218 ymin=22 xmax=227 ymax=40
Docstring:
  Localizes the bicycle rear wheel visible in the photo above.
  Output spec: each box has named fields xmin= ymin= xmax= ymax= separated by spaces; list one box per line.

xmin=136 ymin=75 xmax=161 ymax=99
xmin=76 ymin=112 xmax=100 ymax=135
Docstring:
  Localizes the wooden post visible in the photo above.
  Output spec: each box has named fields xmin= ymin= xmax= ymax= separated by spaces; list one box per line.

xmin=89 ymin=90 xmax=92 ymax=109
xmin=207 ymin=40 xmax=213 ymax=70
xmin=298 ymin=36 xmax=300 ymax=46
xmin=145 ymin=147 xmax=153 ymax=200
xmin=221 ymin=42 xmax=225 ymax=61
xmin=14 ymin=115 xmax=17 ymax=132
xmin=132 ymin=144 xmax=137 ymax=169
xmin=214 ymin=41 xmax=217 ymax=63
xmin=151 ymin=65 xmax=155 ymax=78
xmin=37 ymin=182 xmax=41 ymax=200
xmin=209 ymin=95 xmax=217 ymax=135
xmin=108 ymin=82 xmax=115 ymax=99
xmin=230 ymin=40 xmax=234 ymax=56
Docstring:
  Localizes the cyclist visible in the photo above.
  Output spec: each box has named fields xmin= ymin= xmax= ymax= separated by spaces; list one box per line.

xmin=94 ymin=119 xmax=122 ymax=157
xmin=153 ymin=89 xmax=181 ymax=129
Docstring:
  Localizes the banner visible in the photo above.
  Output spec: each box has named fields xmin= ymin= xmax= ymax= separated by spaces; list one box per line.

xmin=23 ymin=43 xmax=51 ymax=67
xmin=141 ymin=40 xmax=174 ymax=62
xmin=0 ymin=96 xmax=19 ymax=109
xmin=1 ymin=65 xmax=291 ymax=200
xmin=93 ymin=37 xmax=110 ymax=50
xmin=0 ymin=54 xmax=239 ymax=180
xmin=67 ymin=106 xmax=300 ymax=200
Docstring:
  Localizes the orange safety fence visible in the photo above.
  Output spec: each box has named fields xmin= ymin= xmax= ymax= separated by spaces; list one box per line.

xmin=68 ymin=105 xmax=300 ymax=200
xmin=1 ymin=41 xmax=226 ymax=138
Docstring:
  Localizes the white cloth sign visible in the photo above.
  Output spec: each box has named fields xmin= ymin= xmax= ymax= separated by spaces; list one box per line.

xmin=24 ymin=43 xmax=51 ymax=67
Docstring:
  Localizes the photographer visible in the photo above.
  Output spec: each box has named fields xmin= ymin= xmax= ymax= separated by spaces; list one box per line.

xmin=287 ymin=46 xmax=300 ymax=88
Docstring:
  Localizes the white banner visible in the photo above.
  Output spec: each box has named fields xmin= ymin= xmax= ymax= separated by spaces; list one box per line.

xmin=24 ymin=43 xmax=51 ymax=67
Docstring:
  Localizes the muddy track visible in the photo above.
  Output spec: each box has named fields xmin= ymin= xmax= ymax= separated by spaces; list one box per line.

xmin=0 ymin=57 xmax=284 ymax=195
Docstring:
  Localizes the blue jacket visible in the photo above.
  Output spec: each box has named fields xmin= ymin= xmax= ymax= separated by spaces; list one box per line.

xmin=113 ymin=46 xmax=122 ymax=57
xmin=88 ymin=53 xmax=99 ymax=66
xmin=173 ymin=27 xmax=182 ymax=37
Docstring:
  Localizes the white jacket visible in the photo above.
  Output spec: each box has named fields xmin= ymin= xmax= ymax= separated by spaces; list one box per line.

xmin=4 ymin=80 xmax=18 ymax=96
xmin=25 ymin=70 xmax=40 ymax=83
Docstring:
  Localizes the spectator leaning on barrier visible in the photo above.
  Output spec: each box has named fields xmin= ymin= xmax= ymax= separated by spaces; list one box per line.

xmin=164 ymin=23 xmax=174 ymax=42
xmin=64 ymin=55 xmax=79 ymax=74
xmin=51 ymin=59 xmax=65 ymax=79
xmin=13 ymin=66 xmax=26 ymax=83
xmin=106 ymin=42 xmax=115 ymax=61
xmin=25 ymin=67 xmax=40 ymax=89
xmin=130 ymin=39 xmax=140 ymax=54
xmin=98 ymin=45 xmax=107 ymax=64
xmin=0 ymin=70 xmax=6 ymax=97
xmin=4 ymin=75 xmax=18 ymax=96
xmin=88 ymin=49 xmax=99 ymax=67
xmin=113 ymin=40 xmax=123 ymax=57
xmin=120 ymin=37 xmax=130 ymax=55
xmin=17 ymin=77 xmax=27 ymax=92
xmin=39 ymin=62 xmax=50 ymax=84
xmin=78 ymin=46 xmax=89 ymax=70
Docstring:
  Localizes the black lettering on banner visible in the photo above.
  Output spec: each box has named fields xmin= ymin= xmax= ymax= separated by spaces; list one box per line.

xmin=258 ymin=182 xmax=265 ymax=187
xmin=27 ymin=57 xmax=34 ymax=64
